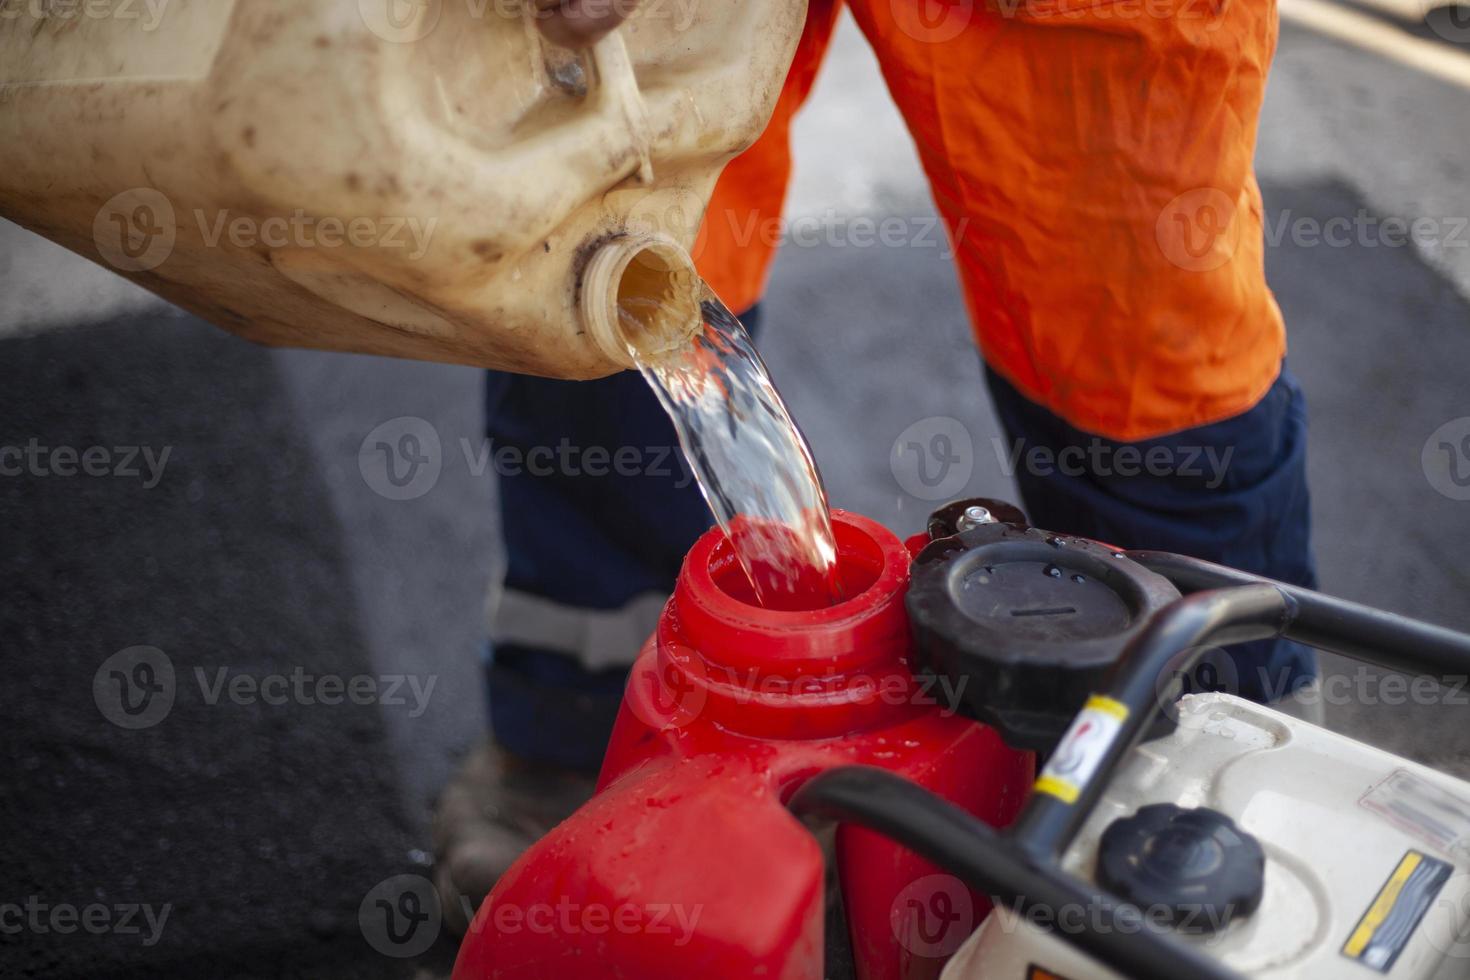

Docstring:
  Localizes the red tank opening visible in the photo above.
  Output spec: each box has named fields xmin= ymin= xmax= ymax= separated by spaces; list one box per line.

xmin=708 ymin=515 xmax=887 ymax=611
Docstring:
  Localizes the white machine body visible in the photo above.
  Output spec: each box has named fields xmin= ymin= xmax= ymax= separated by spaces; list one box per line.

xmin=944 ymin=693 xmax=1470 ymax=979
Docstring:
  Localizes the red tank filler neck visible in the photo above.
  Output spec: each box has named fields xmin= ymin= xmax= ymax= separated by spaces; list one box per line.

xmin=659 ymin=510 xmax=924 ymax=739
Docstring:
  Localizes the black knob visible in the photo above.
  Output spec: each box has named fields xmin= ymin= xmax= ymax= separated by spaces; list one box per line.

xmin=1097 ymin=804 xmax=1266 ymax=933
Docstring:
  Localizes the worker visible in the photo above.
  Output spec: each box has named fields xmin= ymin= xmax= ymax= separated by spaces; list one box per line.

xmin=433 ymin=0 xmax=1319 ymax=930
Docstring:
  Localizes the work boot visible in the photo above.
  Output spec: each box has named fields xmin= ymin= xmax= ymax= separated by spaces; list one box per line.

xmin=432 ymin=742 xmax=596 ymax=934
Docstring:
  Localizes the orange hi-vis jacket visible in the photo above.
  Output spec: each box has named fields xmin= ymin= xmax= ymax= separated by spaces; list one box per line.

xmin=695 ymin=0 xmax=1287 ymax=442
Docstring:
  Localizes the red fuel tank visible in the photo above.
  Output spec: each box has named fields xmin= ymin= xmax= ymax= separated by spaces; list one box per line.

xmin=452 ymin=511 xmax=1034 ymax=980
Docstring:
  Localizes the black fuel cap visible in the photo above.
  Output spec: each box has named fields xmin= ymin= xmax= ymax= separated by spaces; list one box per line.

xmin=907 ymin=510 xmax=1180 ymax=751
xmin=1097 ymin=804 xmax=1266 ymax=933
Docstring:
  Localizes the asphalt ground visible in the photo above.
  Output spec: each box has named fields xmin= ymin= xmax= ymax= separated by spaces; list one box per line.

xmin=2 ymin=13 xmax=1468 ymax=979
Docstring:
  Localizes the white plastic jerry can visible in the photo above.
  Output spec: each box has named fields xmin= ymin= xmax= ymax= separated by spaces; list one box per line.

xmin=0 ymin=0 xmax=805 ymax=376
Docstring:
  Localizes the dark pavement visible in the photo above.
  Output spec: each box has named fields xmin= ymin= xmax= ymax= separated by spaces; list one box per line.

xmin=1 ymin=319 xmax=470 ymax=978
xmin=3 ymin=17 xmax=1469 ymax=980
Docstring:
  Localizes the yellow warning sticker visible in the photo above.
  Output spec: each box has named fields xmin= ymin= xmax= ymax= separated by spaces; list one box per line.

xmin=1034 ymin=695 xmax=1130 ymax=805
xmin=1342 ymin=849 xmax=1453 ymax=973
xmin=1027 ymin=965 xmax=1073 ymax=980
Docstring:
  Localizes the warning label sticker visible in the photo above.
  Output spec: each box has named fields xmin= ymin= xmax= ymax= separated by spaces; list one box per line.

xmin=1361 ymin=769 xmax=1470 ymax=861
xmin=1034 ymin=695 xmax=1128 ymax=805
xmin=1341 ymin=849 xmax=1453 ymax=973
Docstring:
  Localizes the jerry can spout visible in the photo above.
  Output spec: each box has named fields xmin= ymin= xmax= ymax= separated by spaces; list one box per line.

xmin=580 ymin=235 xmax=703 ymax=369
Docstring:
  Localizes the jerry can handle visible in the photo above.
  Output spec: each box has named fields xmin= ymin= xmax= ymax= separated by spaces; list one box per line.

xmin=589 ymin=32 xmax=654 ymax=185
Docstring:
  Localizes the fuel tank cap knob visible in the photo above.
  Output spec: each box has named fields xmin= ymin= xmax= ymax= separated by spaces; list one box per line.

xmin=1097 ymin=803 xmax=1266 ymax=933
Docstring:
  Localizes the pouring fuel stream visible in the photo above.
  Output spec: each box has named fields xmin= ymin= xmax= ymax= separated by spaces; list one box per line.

xmin=619 ymin=288 xmax=843 ymax=610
